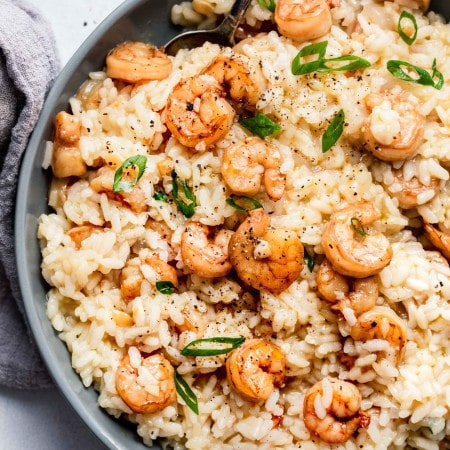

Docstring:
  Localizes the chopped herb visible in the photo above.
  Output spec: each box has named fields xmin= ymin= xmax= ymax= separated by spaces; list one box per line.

xmin=156 ymin=281 xmax=176 ymax=294
xmin=386 ymin=58 xmax=444 ymax=90
xmin=351 ymin=217 xmax=366 ymax=236
xmin=181 ymin=337 xmax=246 ymax=357
xmin=174 ymin=370 xmax=198 ymax=415
xmin=431 ymin=58 xmax=445 ymax=90
xmin=294 ymin=41 xmax=328 ymax=61
xmin=322 ymin=109 xmax=345 ymax=153
xmin=171 ymin=170 xmax=197 ymax=218
xmin=226 ymin=195 xmax=262 ymax=213
xmin=398 ymin=10 xmax=418 ymax=45
xmin=239 ymin=112 xmax=282 ymax=139
xmin=113 ymin=155 xmax=147 ymax=193
xmin=257 ymin=0 xmax=275 ymax=12
xmin=293 ymin=55 xmax=371 ymax=75
xmin=303 ymin=252 xmax=315 ymax=272
xmin=292 ymin=41 xmax=370 ymax=75
xmin=153 ymin=191 xmax=168 ymax=202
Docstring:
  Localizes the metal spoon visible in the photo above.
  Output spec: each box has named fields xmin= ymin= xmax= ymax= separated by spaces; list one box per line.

xmin=164 ymin=0 xmax=252 ymax=56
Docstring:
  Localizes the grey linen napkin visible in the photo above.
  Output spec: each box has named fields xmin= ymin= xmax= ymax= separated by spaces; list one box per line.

xmin=0 ymin=0 xmax=60 ymax=388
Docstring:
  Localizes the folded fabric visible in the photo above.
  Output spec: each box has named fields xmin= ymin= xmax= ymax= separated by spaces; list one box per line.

xmin=0 ymin=0 xmax=60 ymax=388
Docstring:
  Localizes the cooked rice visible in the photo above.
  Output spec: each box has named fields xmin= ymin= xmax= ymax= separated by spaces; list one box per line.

xmin=38 ymin=0 xmax=450 ymax=448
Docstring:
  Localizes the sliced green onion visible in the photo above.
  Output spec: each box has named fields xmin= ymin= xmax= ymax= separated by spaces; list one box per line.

xmin=292 ymin=40 xmax=370 ymax=75
xmin=226 ymin=195 xmax=263 ymax=213
xmin=292 ymin=40 xmax=371 ymax=76
xmin=171 ymin=170 xmax=197 ymax=218
xmin=113 ymin=155 xmax=147 ymax=193
xmin=351 ymin=217 xmax=366 ymax=236
xmin=181 ymin=337 xmax=246 ymax=357
xmin=153 ymin=191 xmax=168 ymax=202
xmin=322 ymin=109 xmax=345 ymax=153
xmin=174 ymin=370 xmax=199 ymax=415
xmin=257 ymin=0 xmax=275 ymax=12
xmin=292 ymin=41 xmax=329 ymax=69
xmin=156 ymin=280 xmax=176 ymax=295
xmin=295 ymin=55 xmax=371 ymax=75
xmin=386 ymin=59 xmax=444 ymax=90
xmin=398 ymin=10 xmax=418 ymax=45
xmin=431 ymin=58 xmax=445 ymax=90
xmin=303 ymin=252 xmax=315 ymax=272
xmin=239 ymin=113 xmax=282 ymax=139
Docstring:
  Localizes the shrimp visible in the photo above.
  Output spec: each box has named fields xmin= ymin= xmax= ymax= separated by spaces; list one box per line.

xmin=362 ymin=93 xmax=424 ymax=162
xmin=316 ymin=258 xmax=378 ymax=317
xmin=165 ymin=74 xmax=235 ymax=150
xmin=115 ymin=351 xmax=176 ymax=414
xmin=120 ymin=255 xmax=178 ymax=301
xmin=274 ymin=0 xmax=332 ymax=43
xmin=303 ymin=377 xmax=366 ymax=444
xmin=228 ymin=208 xmax=303 ymax=294
xmin=350 ymin=306 xmax=407 ymax=364
xmin=417 ymin=0 xmax=430 ymax=11
xmin=180 ymin=222 xmax=234 ymax=278
xmin=67 ymin=225 xmax=103 ymax=249
xmin=226 ymin=339 xmax=286 ymax=402
xmin=52 ymin=111 xmax=87 ymax=178
xmin=106 ymin=41 xmax=172 ymax=83
xmin=402 ymin=0 xmax=430 ymax=12
xmin=90 ymin=166 xmax=148 ymax=213
xmin=221 ymin=137 xmax=286 ymax=201
xmin=76 ymin=78 xmax=103 ymax=111
xmin=321 ymin=202 xmax=393 ymax=278
xmin=386 ymin=170 xmax=441 ymax=209
xmin=424 ymin=222 xmax=450 ymax=261
xmin=202 ymin=53 xmax=267 ymax=108
xmin=120 ymin=263 xmax=143 ymax=302
xmin=316 ymin=258 xmax=349 ymax=302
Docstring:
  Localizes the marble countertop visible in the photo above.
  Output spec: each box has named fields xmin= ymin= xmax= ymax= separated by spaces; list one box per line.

xmin=0 ymin=1 xmax=123 ymax=449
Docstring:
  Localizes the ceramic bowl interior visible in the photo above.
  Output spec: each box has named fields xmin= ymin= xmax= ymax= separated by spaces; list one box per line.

xmin=15 ymin=1 xmax=449 ymax=449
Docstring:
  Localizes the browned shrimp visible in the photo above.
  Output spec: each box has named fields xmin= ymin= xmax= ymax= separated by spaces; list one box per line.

xmin=424 ymin=223 xmax=450 ymax=261
xmin=115 ymin=351 xmax=176 ymax=414
xmin=226 ymin=339 xmax=286 ymax=402
xmin=90 ymin=166 xmax=148 ymax=213
xmin=221 ymin=137 xmax=286 ymax=201
xmin=67 ymin=225 xmax=104 ymax=249
xmin=228 ymin=208 xmax=303 ymax=294
xmin=322 ymin=202 xmax=393 ymax=278
xmin=202 ymin=53 xmax=267 ymax=108
xmin=316 ymin=258 xmax=378 ymax=317
xmin=106 ymin=41 xmax=172 ymax=83
xmin=165 ymin=74 xmax=235 ymax=149
xmin=275 ymin=0 xmax=332 ymax=43
xmin=120 ymin=255 xmax=178 ymax=301
xmin=180 ymin=222 xmax=234 ymax=278
xmin=303 ymin=377 xmax=367 ymax=444
xmin=362 ymin=93 xmax=424 ymax=162
xmin=350 ymin=306 xmax=407 ymax=364
xmin=386 ymin=170 xmax=441 ymax=209
xmin=76 ymin=78 xmax=103 ymax=111
xmin=52 ymin=111 xmax=87 ymax=178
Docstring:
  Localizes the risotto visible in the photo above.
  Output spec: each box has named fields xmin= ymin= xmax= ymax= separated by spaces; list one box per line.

xmin=38 ymin=0 xmax=450 ymax=448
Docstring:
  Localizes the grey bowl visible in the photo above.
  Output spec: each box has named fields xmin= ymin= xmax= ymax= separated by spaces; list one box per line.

xmin=15 ymin=1 xmax=179 ymax=449
xmin=15 ymin=1 xmax=450 ymax=449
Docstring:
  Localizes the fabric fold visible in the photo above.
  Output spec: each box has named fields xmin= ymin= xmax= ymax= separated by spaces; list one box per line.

xmin=0 ymin=0 xmax=60 ymax=388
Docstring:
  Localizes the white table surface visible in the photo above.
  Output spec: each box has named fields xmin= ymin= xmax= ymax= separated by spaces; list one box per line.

xmin=0 ymin=1 xmax=124 ymax=449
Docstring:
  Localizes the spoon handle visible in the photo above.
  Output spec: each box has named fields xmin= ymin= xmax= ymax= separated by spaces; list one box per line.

xmin=217 ymin=0 xmax=253 ymax=44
